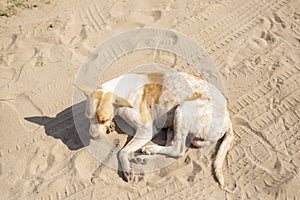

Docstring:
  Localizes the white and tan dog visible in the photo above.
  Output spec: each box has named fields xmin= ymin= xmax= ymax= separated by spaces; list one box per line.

xmin=74 ymin=72 xmax=234 ymax=187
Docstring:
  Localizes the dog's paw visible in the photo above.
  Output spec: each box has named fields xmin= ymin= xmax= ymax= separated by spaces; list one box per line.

xmin=123 ymin=166 xmax=135 ymax=182
xmin=124 ymin=169 xmax=145 ymax=185
xmin=130 ymin=155 xmax=149 ymax=165
xmin=142 ymin=145 xmax=158 ymax=155
xmin=124 ymin=170 xmax=134 ymax=182
xmin=106 ymin=122 xmax=116 ymax=134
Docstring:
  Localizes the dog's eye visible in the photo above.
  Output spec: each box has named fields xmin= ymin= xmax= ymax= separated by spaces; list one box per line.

xmin=99 ymin=119 xmax=108 ymax=124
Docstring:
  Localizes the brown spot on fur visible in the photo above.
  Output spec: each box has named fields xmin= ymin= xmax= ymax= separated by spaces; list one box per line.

xmin=97 ymin=92 xmax=113 ymax=123
xmin=139 ymin=73 xmax=164 ymax=124
xmin=184 ymin=92 xmax=202 ymax=101
xmin=140 ymin=83 xmax=163 ymax=124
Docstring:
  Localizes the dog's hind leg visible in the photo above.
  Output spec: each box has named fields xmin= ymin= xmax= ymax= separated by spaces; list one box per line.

xmin=142 ymin=131 xmax=188 ymax=157
xmin=119 ymin=127 xmax=153 ymax=182
xmin=142 ymin=106 xmax=188 ymax=157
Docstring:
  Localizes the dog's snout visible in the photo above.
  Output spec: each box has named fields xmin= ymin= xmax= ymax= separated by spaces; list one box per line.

xmin=89 ymin=124 xmax=104 ymax=140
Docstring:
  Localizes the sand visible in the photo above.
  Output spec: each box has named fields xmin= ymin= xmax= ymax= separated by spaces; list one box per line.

xmin=0 ymin=0 xmax=300 ymax=199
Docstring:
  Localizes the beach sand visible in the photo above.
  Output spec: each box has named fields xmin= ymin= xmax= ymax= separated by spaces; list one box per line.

xmin=0 ymin=0 xmax=299 ymax=199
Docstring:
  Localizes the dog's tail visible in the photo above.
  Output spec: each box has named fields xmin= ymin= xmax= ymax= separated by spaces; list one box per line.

xmin=214 ymin=123 xmax=234 ymax=187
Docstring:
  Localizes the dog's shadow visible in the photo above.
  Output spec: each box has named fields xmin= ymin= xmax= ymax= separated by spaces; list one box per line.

xmin=25 ymin=101 xmax=90 ymax=150
xmin=25 ymin=100 xmax=171 ymax=181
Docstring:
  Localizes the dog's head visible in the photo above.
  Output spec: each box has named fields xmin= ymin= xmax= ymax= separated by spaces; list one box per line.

xmin=74 ymin=83 xmax=132 ymax=140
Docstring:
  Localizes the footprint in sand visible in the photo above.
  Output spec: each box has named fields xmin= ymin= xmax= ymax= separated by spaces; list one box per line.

xmin=24 ymin=149 xmax=50 ymax=181
xmin=187 ymin=160 xmax=202 ymax=183
xmin=109 ymin=1 xmax=162 ymax=29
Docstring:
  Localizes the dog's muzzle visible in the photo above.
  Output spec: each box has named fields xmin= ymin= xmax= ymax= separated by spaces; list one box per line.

xmin=89 ymin=124 xmax=104 ymax=140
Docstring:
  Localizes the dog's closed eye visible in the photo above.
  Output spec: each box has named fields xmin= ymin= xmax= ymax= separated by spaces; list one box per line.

xmin=99 ymin=119 xmax=108 ymax=124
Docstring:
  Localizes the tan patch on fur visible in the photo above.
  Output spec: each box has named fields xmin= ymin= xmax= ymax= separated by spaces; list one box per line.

xmin=94 ymin=90 xmax=104 ymax=108
xmin=184 ymin=92 xmax=202 ymax=101
xmin=139 ymin=73 xmax=164 ymax=124
xmin=97 ymin=92 xmax=113 ymax=123
xmin=140 ymin=83 xmax=163 ymax=124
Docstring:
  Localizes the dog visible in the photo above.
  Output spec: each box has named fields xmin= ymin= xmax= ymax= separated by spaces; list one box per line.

xmin=74 ymin=71 xmax=234 ymax=187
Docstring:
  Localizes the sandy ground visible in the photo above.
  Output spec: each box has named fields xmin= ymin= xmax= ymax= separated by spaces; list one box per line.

xmin=0 ymin=0 xmax=300 ymax=199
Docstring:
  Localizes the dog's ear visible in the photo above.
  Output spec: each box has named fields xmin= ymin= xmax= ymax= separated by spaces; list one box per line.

xmin=73 ymin=83 xmax=93 ymax=97
xmin=113 ymin=95 xmax=133 ymax=108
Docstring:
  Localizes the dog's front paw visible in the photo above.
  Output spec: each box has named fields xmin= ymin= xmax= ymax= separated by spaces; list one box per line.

xmin=123 ymin=168 xmax=145 ymax=185
xmin=142 ymin=145 xmax=158 ymax=155
xmin=121 ymin=162 xmax=134 ymax=182
xmin=106 ymin=122 xmax=116 ymax=134
xmin=124 ymin=169 xmax=134 ymax=182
